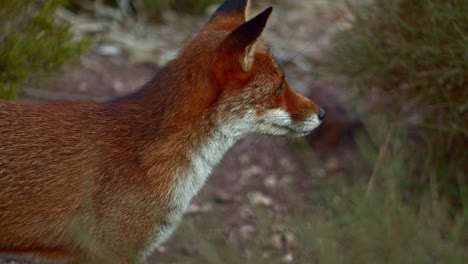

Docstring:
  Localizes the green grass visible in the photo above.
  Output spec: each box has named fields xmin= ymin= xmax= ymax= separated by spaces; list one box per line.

xmin=0 ymin=0 xmax=89 ymax=99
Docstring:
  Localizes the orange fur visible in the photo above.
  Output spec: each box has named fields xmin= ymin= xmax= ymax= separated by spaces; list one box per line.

xmin=0 ymin=1 xmax=323 ymax=263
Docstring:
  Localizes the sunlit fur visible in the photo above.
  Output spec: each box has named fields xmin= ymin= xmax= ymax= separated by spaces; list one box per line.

xmin=0 ymin=0 xmax=322 ymax=263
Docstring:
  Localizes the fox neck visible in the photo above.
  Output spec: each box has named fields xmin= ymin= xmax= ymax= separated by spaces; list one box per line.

xmin=127 ymin=63 xmax=249 ymax=211
xmin=167 ymin=106 xmax=256 ymax=211
xmin=171 ymin=122 xmax=240 ymax=210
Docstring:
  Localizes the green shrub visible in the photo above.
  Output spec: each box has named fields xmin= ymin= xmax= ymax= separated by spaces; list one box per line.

xmin=328 ymin=0 xmax=467 ymax=120
xmin=326 ymin=0 xmax=467 ymax=206
xmin=0 ymin=0 xmax=89 ymax=99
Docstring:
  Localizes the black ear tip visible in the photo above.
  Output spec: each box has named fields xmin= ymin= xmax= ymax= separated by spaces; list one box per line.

xmin=260 ymin=6 xmax=273 ymax=17
xmin=251 ymin=6 xmax=273 ymax=25
xmin=256 ymin=6 xmax=273 ymax=21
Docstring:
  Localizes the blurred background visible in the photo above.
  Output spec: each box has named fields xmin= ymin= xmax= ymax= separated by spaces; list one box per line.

xmin=0 ymin=0 xmax=466 ymax=263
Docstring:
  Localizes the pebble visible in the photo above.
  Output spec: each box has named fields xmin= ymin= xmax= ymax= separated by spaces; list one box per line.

xmin=96 ymin=45 xmax=122 ymax=57
xmin=248 ymin=191 xmax=273 ymax=207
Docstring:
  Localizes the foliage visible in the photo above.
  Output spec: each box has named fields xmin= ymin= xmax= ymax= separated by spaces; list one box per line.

xmin=326 ymin=0 xmax=467 ymax=205
xmin=328 ymin=0 xmax=467 ymax=124
xmin=0 ymin=0 xmax=89 ymax=99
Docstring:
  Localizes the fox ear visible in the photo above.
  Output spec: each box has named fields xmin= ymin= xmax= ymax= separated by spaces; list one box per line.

xmin=220 ymin=7 xmax=273 ymax=71
xmin=208 ymin=0 xmax=250 ymax=29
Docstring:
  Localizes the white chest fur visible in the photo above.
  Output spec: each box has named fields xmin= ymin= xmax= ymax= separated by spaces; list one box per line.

xmin=142 ymin=127 xmax=240 ymax=258
xmin=172 ymin=130 xmax=237 ymax=210
xmin=141 ymin=108 xmax=259 ymax=260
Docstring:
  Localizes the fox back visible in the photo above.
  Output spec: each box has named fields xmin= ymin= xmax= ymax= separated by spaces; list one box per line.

xmin=0 ymin=0 xmax=324 ymax=263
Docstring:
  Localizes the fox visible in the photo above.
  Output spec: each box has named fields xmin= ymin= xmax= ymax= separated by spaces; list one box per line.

xmin=0 ymin=0 xmax=325 ymax=263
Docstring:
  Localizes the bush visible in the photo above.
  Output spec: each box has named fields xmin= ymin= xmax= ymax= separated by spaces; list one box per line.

xmin=0 ymin=0 xmax=89 ymax=99
xmin=326 ymin=0 xmax=467 ymax=206
xmin=329 ymin=0 xmax=466 ymax=122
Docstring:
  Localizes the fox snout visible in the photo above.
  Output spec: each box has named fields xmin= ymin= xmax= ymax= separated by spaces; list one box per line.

xmin=287 ymin=107 xmax=325 ymax=137
xmin=318 ymin=108 xmax=326 ymax=120
xmin=298 ymin=97 xmax=326 ymax=136
xmin=256 ymin=97 xmax=324 ymax=137
xmin=269 ymin=84 xmax=325 ymax=137
xmin=298 ymin=104 xmax=325 ymax=136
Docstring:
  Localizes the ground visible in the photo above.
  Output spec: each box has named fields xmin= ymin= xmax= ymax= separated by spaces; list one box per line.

xmin=1 ymin=1 xmax=362 ymax=263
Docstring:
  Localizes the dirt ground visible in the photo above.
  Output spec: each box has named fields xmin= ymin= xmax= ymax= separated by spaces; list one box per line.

xmin=2 ymin=1 xmax=362 ymax=263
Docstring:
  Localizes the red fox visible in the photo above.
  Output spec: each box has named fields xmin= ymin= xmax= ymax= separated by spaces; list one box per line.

xmin=0 ymin=0 xmax=324 ymax=263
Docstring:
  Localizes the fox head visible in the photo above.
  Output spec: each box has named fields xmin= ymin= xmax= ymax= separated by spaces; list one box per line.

xmin=173 ymin=0 xmax=324 ymax=138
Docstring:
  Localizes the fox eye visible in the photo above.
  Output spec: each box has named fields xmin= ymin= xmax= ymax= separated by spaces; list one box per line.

xmin=277 ymin=83 xmax=285 ymax=94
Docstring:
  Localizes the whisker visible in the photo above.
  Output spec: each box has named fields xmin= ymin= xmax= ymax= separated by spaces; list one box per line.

xmin=282 ymin=39 xmax=315 ymax=67
xmin=246 ymin=134 xmax=268 ymax=152
xmin=284 ymin=71 xmax=305 ymax=79
xmin=276 ymin=28 xmax=297 ymax=60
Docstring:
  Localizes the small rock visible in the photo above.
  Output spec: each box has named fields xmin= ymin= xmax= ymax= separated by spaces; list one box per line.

xmin=325 ymin=157 xmax=340 ymax=173
xmin=78 ymin=81 xmax=88 ymax=92
xmin=248 ymin=192 xmax=272 ymax=207
xmin=279 ymin=175 xmax=294 ymax=185
xmin=279 ymin=158 xmax=295 ymax=172
xmin=238 ymin=153 xmax=250 ymax=165
xmin=315 ymin=168 xmax=327 ymax=178
xmin=181 ymin=244 xmax=195 ymax=256
xmin=156 ymin=245 xmax=167 ymax=253
xmin=283 ymin=253 xmax=294 ymax=263
xmin=239 ymin=225 xmax=255 ymax=240
xmin=242 ymin=165 xmax=262 ymax=178
xmin=213 ymin=190 xmax=232 ymax=204
xmin=96 ymin=45 xmax=122 ymax=57
xmin=284 ymin=232 xmax=296 ymax=245
xmin=263 ymin=175 xmax=277 ymax=188
xmin=271 ymin=233 xmax=283 ymax=250
xmin=113 ymin=80 xmax=125 ymax=93
xmin=187 ymin=203 xmax=212 ymax=214
xmin=271 ymin=224 xmax=285 ymax=233
xmin=239 ymin=205 xmax=253 ymax=219
xmin=240 ymin=165 xmax=263 ymax=184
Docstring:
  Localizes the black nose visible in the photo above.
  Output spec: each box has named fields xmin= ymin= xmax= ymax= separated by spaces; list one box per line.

xmin=318 ymin=108 xmax=326 ymax=120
